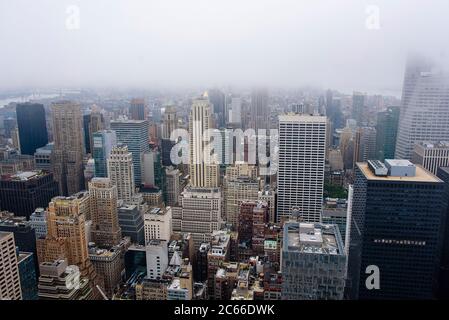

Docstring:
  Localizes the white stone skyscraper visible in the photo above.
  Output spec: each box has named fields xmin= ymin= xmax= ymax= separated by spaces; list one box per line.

xmin=107 ymin=144 xmax=135 ymax=202
xmin=189 ymin=94 xmax=220 ymax=188
xmin=395 ymin=56 xmax=449 ymax=159
xmin=276 ymin=113 xmax=327 ymax=222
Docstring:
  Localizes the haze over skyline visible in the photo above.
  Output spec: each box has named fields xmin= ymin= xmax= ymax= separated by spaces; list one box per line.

xmin=1 ymin=0 xmax=448 ymax=95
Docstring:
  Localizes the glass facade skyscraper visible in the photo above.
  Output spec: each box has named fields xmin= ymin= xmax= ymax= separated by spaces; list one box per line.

xmin=16 ymin=103 xmax=48 ymax=156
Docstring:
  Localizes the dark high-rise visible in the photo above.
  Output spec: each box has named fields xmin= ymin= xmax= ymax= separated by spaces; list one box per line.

xmin=437 ymin=167 xmax=449 ymax=299
xmin=207 ymin=89 xmax=226 ymax=128
xmin=348 ymin=160 xmax=445 ymax=299
xmin=375 ymin=106 xmax=400 ymax=161
xmin=0 ymin=170 xmax=59 ymax=219
xmin=130 ymin=98 xmax=146 ymax=121
xmin=16 ymin=103 xmax=48 ymax=156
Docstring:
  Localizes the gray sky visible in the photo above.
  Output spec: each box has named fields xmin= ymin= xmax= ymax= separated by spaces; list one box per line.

xmin=1 ymin=0 xmax=448 ymax=95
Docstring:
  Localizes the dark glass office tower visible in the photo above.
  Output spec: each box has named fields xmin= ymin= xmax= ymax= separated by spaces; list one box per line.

xmin=437 ymin=167 xmax=449 ymax=299
xmin=375 ymin=106 xmax=400 ymax=161
xmin=16 ymin=103 xmax=48 ymax=155
xmin=0 ymin=171 xmax=59 ymax=219
xmin=348 ymin=160 xmax=445 ymax=299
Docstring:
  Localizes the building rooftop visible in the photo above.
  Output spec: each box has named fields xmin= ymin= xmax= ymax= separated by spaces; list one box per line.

xmin=416 ymin=141 xmax=449 ymax=149
xmin=358 ymin=162 xmax=441 ymax=183
xmin=1 ymin=170 xmax=48 ymax=181
xmin=283 ymin=222 xmax=343 ymax=255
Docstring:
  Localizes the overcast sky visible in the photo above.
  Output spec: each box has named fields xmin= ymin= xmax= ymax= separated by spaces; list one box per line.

xmin=0 ymin=0 xmax=448 ymax=95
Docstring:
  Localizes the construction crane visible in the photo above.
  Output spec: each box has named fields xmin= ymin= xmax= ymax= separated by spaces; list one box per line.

xmin=96 ymin=285 xmax=109 ymax=300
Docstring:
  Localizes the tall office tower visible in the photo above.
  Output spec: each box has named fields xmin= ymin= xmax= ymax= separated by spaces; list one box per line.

xmin=30 ymin=208 xmax=47 ymax=239
xmin=348 ymin=160 xmax=445 ymax=299
xmin=110 ymin=119 xmax=149 ymax=185
xmin=189 ymin=95 xmax=220 ymax=188
xmin=129 ymin=98 xmax=146 ymax=121
xmin=34 ymin=143 xmax=53 ymax=172
xmin=172 ymin=187 xmax=222 ymax=248
xmin=83 ymin=107 xmax=105 ymax=155
xmin=144 ymin=207 xmax=172 ymax=243
xmin=352 ymin=92 xmax=366 ymax=125
xmin=0 ymin=232 xmax=22 ymax=300
xmin=165 ymin=167 xmax=182 ymax=207
xmin=88 ymin=178 xmax=122 ymax=247
xmin=142 ymin=149 xmax=164 ymax=189
xmin=395 ymin=57 xmax=449 ymax=160
xmin=16 ymin=103 xmax=48 ymax=156
xmin=277 ymin=113 xmax=327 ymax=222
xmin=437 ymin=167 xmax=449 ymax=298
xmin=37 ymin=193 xmax=98 ymax=286
xmin=17 ymin=251 xmax=38 ymax=300
xmin=118 ymin=204 xmax=145 ymax=245
xmin=207 ymin=89 xmax=226 ymax=128
xmin=339 ymin=126 xmax=355 ymax=170
xmin=107 ymin=145 xmax=135 ymax=202
xmin=51 ymin=101 xmax=85 ymax=196
xmin=37 ymin=260 xmax=92 ymax=300
xmin=375 ymin=106 xmax=400 ymax=161
xmin=326 ymin=89 xmax=333 ymax=110
xmin=229 ymin=97 xmax=242 ymax=124
xmin=250 ymin=89 xmax=269 ymax=132
xmin=0 ymin=213 xmax=39 ymax=275
xmin=92 ymin=130 xmax=117 ymax=178
xmin=0 ymin=170 xmax=59 ymax=219
xmin=281 ymin=222 xmax=347 ymax=300
xmin=162 ymin=106 xmax=178 ymax=139
xmin=353 ymin=127 xmax=377 ymax=165
xmin=223 ymin=170 xmax=260 ymax=229
xmin=412 ymin=141 xmax=449 ymax=175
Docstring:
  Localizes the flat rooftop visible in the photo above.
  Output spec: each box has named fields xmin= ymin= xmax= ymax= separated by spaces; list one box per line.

xmin=358 ymin=162 xmax=441 ymax=183
xmin=284 ymin=222 xmax=342 ymax=255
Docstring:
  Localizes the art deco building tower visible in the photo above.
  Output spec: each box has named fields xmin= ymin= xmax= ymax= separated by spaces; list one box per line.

xmin=88 ymin=178 xmax=122 ymax=247
xmin=51 ymin=101 xmax=85 ymax=196
xmin=189 ymin=94 xmax=220 ymax=188
xmin=107 ymin=144 xmax=135 ymax=202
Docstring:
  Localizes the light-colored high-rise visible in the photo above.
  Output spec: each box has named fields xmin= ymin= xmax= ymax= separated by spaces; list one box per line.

xmin=107 ymin=145 xmax=135 ymax=202
xmin=172 ymin=187 xmax=222 ymax=249
xmin=411 ymin=141 xmax=449 ymax=175
xmin=395 ymin=57 xmax=449 ymax=160
xmin=51 ymin=101 xmax=85 ymax=196
xmin=88 ymin=178 xmax=122 ymax=247
xmin=277 ymin=113 xmax=327 ymax=222
xmin=189 ymin=95 xmax=220 ymax=188
xmin=144 ymin=206 xmax=172 ymax=243
xmin=0 ymin=232 xmax=22 ymax=300
xmin=37 ymin=193 xmax=98 ymax=287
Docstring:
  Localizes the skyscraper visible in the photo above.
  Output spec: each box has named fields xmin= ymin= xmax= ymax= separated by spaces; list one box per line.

xmin=51 ymin=101 xmax=85 ymax=196
xmin=107 ymin=145 xmax=135 ymax=202
xmin=37 ymin=192 xmax=100 ymax=294
xmin=375 ymin=106 xmax=400 ymax=161
xmin=0 ymin=170 xmax=59 ymax=219
xmin=353 ymin=127 xmax=377 ymax=165
xmin=395 ymin=57 xmax=449 ymax=160
xmin=277 ymin=113 xmax=327 ymax=222
xmin=83 ymin=107 xmax=105 ymax=155
xmin=412 ymin=141 xmax=449 ymax=175
xmin=129 ymin=98 xmax=146 ymax=121
xmin=207 ymin=89 xmax=226 ymax=128
xmin=0 ymin=232 xmax=22 ymax=300
xmin=92 ymin=130 xmax=117 ymax=178
xmin=88 ymin=178 xmax=122 ymax=247
xmin=162 ymin=106 xmax=178 ymax=140
xmin=348 ymin=160 xmax=445 ymax=299
xmin=16 ymin=103 xmax=48 ymax=156
xmin=437 ymin=167 xmax=449 ymax=299
xmin=110 ymin=119 xmax=150 ymax=185
xmin=189 ymin=95 xmax=220 ymax=188
xmin=352 ymin=92 xmax=366 ymax=125
xmin=250 ymin=89 xmax=269 ymax=132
